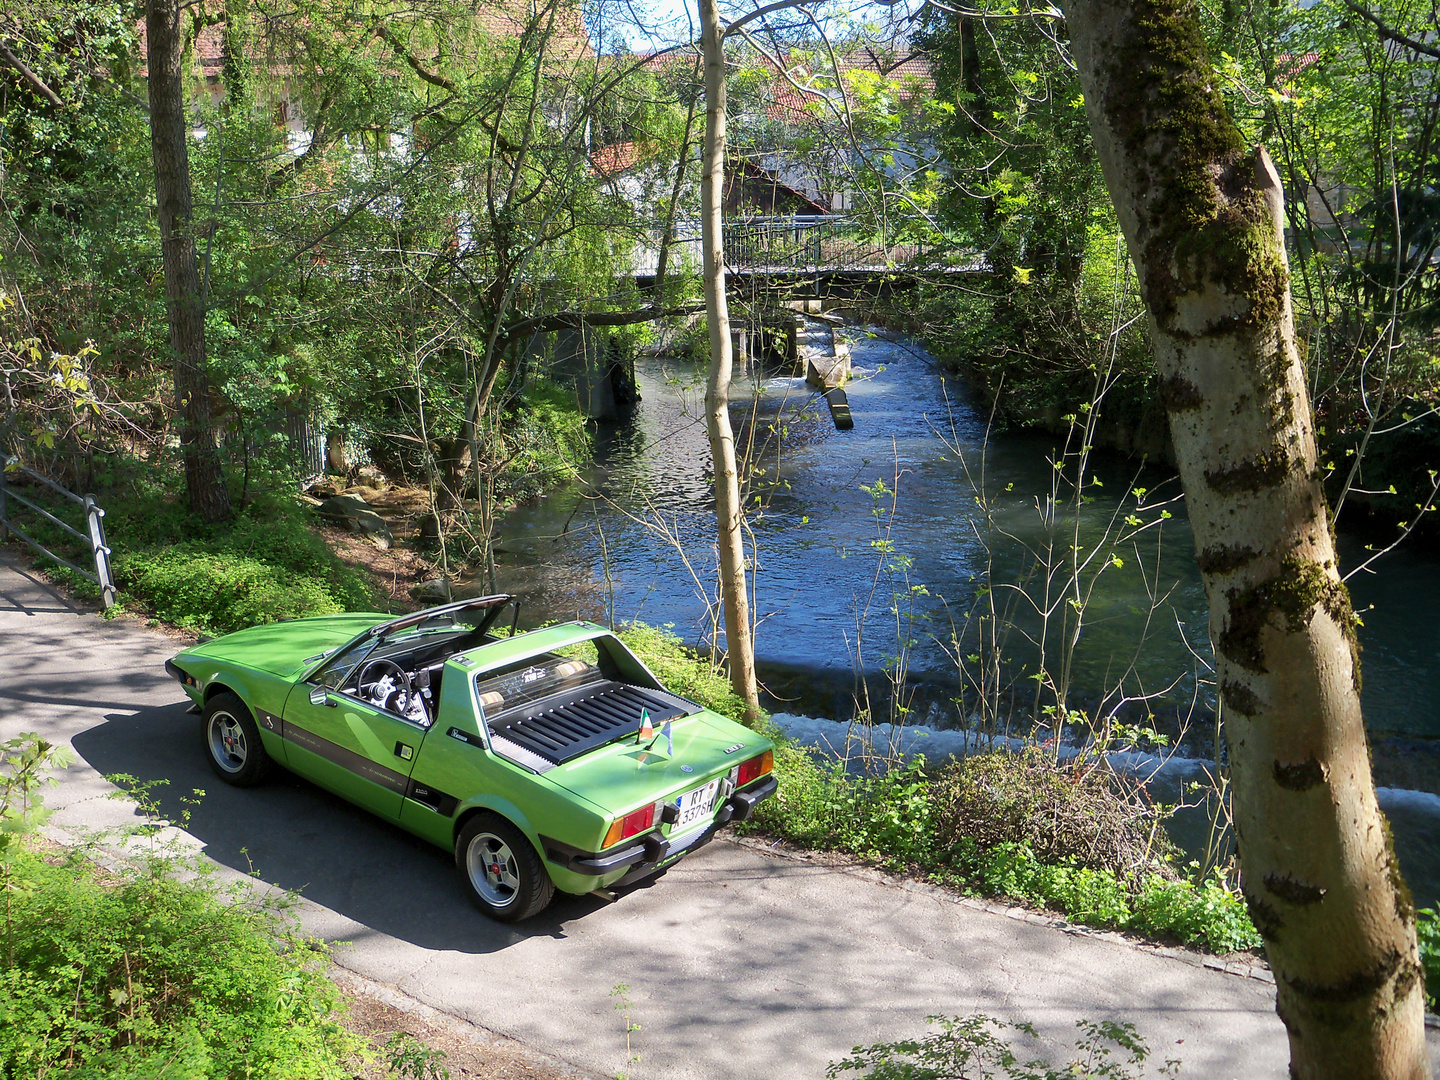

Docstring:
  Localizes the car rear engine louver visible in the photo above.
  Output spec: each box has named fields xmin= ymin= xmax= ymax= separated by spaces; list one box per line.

xmin=487 ymin=682 xmax=689 ymax=767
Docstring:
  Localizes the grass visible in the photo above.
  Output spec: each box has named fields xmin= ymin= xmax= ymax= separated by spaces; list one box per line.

xmin=612 ymin=624 xmax=1263 ymax=956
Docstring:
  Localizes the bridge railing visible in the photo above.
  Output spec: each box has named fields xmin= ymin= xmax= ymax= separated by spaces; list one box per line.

xmin=632 ymin=216 xmax=957 ymax=276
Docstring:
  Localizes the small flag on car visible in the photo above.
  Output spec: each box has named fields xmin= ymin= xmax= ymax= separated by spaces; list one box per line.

xmin=661 ymin=719 xmax=673 ymax=756
xmin=638 ymin=707 xmax=654 ymax=742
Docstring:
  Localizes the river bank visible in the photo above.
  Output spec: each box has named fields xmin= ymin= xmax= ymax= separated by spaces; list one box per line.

xmin=491 ymin=327 xmax=1440 ymax=904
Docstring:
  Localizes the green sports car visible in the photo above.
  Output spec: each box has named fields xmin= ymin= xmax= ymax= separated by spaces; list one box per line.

xmin=165 ymin=596 xmax=777 ymax=921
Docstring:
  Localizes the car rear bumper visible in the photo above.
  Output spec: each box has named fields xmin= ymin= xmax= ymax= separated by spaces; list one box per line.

xmin=542 ymin=772 xmax=780 ymax=879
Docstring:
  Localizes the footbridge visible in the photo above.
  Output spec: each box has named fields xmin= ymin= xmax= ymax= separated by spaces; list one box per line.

xmin=633 ymin=215 xmax=986 ymax=297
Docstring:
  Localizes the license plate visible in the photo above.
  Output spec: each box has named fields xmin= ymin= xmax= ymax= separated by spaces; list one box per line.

xmin=675 ymin=779 xmax=721 ymax=829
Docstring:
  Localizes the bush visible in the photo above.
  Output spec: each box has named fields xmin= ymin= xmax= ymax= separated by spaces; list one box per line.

xmin=738 ymin=722 xmax=1256 ymax=952
xmin=928 ymin=748 xmax=1179 ymax=884
xmin=1418 ymin=908 xmax=1440 ymax=1009
xmin=115 ymin=548 xmax=353 ymax=634
xmin=13 ymin=482 xmax=381 ymax=636
xmin=1 ymin=847 xmax=364 ymax=1078
xmin=1130 ymin=875 xmax=1263 ymax=954
xmin=0 ymin=736 xmax=364 ymax=1078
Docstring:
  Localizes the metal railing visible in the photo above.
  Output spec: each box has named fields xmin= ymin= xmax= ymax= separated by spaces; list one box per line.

xmin=632 ymin=216 xmax=975 ymax=277
xmin=0 ymin=457 xmax=117 ymax=609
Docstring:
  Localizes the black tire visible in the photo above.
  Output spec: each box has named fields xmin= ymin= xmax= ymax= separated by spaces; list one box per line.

xmin=455 ymin=813 xmax=554 ymax=922
xmin=202 ymin=692 xmax=272 ymax=787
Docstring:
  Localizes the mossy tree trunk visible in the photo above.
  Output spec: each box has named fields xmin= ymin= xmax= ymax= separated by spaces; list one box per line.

xmin=700 ymin=0 xmax=760 ymax=720
xmin=147 ymin=0 xmax=232 ymax=523
xmin=1062 ymin=0 xmax=1429 ymax=1076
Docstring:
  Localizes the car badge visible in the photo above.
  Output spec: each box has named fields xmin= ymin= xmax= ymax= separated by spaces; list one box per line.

xmin=680 ymin=764 xmax=694 ymax=773
xmin=723 ymin=743 xmax=745 ymax=754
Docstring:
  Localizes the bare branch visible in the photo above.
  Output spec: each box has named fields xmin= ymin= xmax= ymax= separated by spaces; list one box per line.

xmin=0 ymin=43 xmax=63 ymax=107
xmin=1343 ymin=0 xmax=1440 ymax=57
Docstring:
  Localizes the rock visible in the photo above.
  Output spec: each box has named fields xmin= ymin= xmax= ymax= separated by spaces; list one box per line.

xmin=350 ymin=464 xmax=389 ymax=490
xmin=409 ymin=578 xmax=454 ymax=603
xmin=408 ymin=577 xmax=494 ymax=603
xmin=316 ymin=494 xmax=393 ymax=548
xmin=305 ymin=478 xmax=342 ymax=499
xmin=317 ymin=492 xmax=373 ymax=517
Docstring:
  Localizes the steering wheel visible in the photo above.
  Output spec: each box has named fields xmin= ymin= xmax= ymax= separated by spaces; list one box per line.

xmin=358 ymin=658 xmax=412 ymax=715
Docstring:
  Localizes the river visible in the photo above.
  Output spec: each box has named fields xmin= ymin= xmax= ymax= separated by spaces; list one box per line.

xmin=494 ymin=326 xmax=1440 ymax=906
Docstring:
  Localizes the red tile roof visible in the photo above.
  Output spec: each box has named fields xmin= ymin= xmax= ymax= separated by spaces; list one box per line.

xmin=591 ymin=140 xmax=642 ymax=176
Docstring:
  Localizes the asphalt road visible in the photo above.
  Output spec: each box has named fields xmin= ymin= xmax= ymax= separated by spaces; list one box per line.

xmin=2 ymin=547 xmax=1432 ymax=1079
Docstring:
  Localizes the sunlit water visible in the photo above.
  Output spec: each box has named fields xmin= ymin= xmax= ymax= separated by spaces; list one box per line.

xmin=495 ymin=328 xmax=1440 ymax=904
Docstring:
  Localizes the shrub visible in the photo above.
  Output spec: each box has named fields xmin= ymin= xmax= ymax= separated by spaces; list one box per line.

xmin=0 ymin=737 xmax=365 ymax=1078
xmin=115 ymin=547 xmax=352 ymax=634
xmin=1130 ymin=874 xmax=1263 ymax=954
xmin=1 ymin=848 xmax=364 ymax=1078
xmin=17 ymin=483 xmax=381 ymax=635
xmin=928 ymin=748 xmax=1178 ymax=884
xmin=1418 ymin=908 xmax=1440 ymax=1009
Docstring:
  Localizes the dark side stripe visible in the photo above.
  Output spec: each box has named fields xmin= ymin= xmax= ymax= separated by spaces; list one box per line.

xmin=284 ymin=722 xmax=410 ymax=796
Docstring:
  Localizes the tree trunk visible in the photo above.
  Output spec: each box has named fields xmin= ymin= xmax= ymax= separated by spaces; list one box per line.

xmin=700 ymin=0 xmax=760 ymax=720
xmin=1062 ymin=1 xmax=1429 ymax=1076
xmin=147 ymin=0 xmax=231 ymax=523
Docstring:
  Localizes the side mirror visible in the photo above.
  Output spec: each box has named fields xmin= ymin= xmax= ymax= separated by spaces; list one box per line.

xmin=309 ymin=684 xmax=331 ymax=707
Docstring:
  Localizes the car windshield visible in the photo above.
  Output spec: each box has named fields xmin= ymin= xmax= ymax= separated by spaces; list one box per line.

xmin=317 ymin=637 xmax=379 ymax=690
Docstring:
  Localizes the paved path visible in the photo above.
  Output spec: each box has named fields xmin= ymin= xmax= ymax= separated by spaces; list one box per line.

xmin=1 ymin=547 xmax=1431 ymax=1079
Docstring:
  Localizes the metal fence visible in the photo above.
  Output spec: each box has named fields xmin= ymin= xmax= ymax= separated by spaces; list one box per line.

xmin=633 ymin=216 xmax=960 ymax=277
xmin=0 ymin=457 xmax=116 ymax=608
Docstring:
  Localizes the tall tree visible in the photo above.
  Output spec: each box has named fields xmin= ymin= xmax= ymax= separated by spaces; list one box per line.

xmin=700 ymin=0 xmax=760 ymax=719
xmin=146 ymin=0 xmax=231 ymax=522
xmin=1061 ymin=0 xmax=1429 ymax=1076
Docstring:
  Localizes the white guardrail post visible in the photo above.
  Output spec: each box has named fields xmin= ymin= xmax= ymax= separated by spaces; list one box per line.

xmin=0 ymin=456 xmax=117 ymax=610
xmin=83 ymin=495 xmax=117 ymax=609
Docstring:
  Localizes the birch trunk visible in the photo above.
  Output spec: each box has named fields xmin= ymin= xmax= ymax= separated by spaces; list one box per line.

xmin=1062 ymin=1 xmax=1428 ymax=1076
xmin=700 ymin=0 xmax=760 ymax=719
xmin=147 ymin=0 xmax=231 ymax=523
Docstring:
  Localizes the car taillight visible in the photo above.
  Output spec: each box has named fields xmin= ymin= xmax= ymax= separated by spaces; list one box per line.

xmin=603 ymin=802 xmax=658 ymax=848
xmin=737 ymin=750 xmax=773 ymax=787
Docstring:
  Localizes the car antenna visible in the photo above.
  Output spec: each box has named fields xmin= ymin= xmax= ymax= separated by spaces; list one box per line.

xmin=510 ymin=600 xmax=521 ymax=638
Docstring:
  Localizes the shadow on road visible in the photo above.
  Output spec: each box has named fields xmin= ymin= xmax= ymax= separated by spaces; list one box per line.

xmin=72 ymin=700 xmax=632 ymax=954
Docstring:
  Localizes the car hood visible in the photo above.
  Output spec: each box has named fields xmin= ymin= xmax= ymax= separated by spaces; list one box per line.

xmin=184 ymin=612 xmax=390 ymax=677
xmin=542 ymin=709 xmax=770 ymax=815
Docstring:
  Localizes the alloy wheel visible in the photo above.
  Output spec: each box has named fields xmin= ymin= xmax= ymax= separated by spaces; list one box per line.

xmin=466 ymin=831 xmax=520 ymax=908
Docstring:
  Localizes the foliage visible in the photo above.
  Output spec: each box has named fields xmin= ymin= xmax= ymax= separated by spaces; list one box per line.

xmin=495 ymin=379 xmax=593 ymax=504
xmin=928 ymin=749 xmax=1178 ymax=885
xmin=1417 ymin=907 xmax=1440 ymax=1010
xmin=739 ymin=739 xmax=1258 ymax=953
xmin=0 ymin=737 xmax=366 ymax=1078
xmin=385 ymin=1032 xmax=451 ymax=1080
xmin=13 ymin=481 xmax=380 ymax=635
xmin=828 ymin=1015 xmax=1181 ymax=1080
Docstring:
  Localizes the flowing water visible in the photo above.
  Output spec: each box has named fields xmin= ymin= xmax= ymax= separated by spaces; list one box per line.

xmin=495 ymin=327 xmax=1440 ymax=904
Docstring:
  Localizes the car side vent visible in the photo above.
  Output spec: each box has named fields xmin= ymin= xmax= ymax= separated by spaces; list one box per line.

xmin=487 ymin=682 xmax=687 ymax=766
